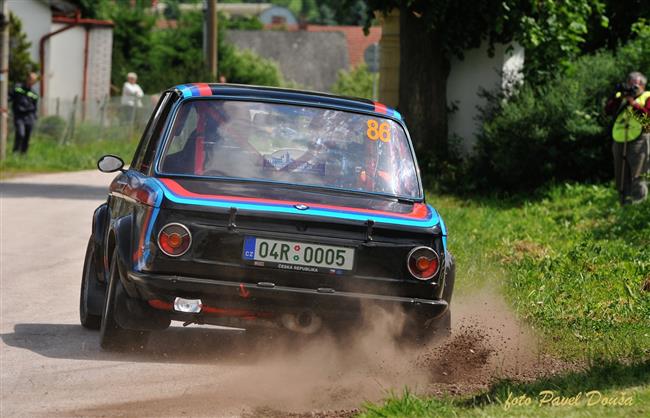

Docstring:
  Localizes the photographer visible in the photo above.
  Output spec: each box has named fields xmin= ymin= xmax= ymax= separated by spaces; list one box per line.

xmin=605 ymin=71 xmax=650 ymax=205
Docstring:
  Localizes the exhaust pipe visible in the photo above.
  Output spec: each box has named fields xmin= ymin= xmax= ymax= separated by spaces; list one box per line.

xmin=281 ymin=310 xmax=322 ymax=334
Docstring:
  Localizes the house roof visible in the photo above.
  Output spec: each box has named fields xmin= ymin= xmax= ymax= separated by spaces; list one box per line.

xmin=53 ymin=16 xmax=114 ymax=27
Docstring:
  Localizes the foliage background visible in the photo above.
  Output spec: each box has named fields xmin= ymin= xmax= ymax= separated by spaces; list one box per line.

xmin=8 ymin=13 xmax=38 ymax=85
xmin=466 ymin=26 xmax=650 ymax=192
xmin=71 ymin=0 xmax=284 ymax=93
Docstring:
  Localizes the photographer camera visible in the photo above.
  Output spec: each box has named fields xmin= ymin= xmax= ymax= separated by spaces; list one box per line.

xmin=605 ymin=71 xmax=650 ymax=205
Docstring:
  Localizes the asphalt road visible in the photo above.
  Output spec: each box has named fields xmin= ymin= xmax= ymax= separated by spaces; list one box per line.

xmin=0 ymin=171 xmax=267 ymax=417
xmin=0 ymin=171 xmax=429 ymax=417
xmin=0 ymin=171 xmax=540 ymax=418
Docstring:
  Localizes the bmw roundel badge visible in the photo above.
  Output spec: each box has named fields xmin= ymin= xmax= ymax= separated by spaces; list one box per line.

xmin=294 ymin=204 xmax=309 ymax=210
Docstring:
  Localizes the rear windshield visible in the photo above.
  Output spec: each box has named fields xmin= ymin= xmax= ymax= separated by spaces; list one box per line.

xmin=158 ymin=99 xmax=421 ymax=199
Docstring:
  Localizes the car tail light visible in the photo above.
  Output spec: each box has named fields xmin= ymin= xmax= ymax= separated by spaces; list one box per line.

xmin=157 ymin=223 xmax=191 ymax=257
xmin=407 ymin=246 xmax=440 ymax=280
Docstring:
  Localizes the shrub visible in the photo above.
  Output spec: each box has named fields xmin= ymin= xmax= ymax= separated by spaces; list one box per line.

xmin=36 ymin=115 xmax=66 ymax=142
xmin=220 ymin=48 xmax=284 ymax=87
xmin=469 ymin=33 xmax=649 ymax=192
xmin=331 ymin=64 xmax=374 ymax=99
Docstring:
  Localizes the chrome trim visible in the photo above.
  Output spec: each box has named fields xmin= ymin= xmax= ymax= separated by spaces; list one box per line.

xmin=406 ymin=246 xmax=440 ymax=280
xmin=157 ymin=222 xmax=192 ymax=257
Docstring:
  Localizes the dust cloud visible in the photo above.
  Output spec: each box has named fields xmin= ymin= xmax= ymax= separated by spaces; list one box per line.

xmin=69 ymin=287 xmax=567 ymax=417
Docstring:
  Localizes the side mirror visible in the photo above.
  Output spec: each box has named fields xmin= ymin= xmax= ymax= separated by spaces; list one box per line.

xmin=97 ymin=155 xmax=125 ymax=173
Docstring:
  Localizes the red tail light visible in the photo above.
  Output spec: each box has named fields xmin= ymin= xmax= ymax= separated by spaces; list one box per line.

xmin=157 ymin=223 xmax=191 ymax=257
xmin=407 ymin=246 xmax=440 ymax=280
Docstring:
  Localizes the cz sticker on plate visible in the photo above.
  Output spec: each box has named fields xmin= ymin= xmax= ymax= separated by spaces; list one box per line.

xmin=243 ymin=236 xmax=354 ymax=274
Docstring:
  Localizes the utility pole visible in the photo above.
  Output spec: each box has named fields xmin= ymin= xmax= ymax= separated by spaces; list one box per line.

xmin=0 ymin=0 xmax=9 ymax=161
xmin=206 ymin=0 xmax=218 ymax=79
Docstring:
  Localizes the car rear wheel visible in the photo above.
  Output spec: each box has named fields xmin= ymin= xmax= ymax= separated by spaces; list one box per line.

xmin=100 ymin=250 xmax=149 ymax=351
xmin=80 ymin=239 xmax=102 ymax=330
xmin=399 ymin=309 xmax=451 ymax=347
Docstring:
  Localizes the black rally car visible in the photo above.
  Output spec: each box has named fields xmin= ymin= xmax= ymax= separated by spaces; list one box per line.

xmin=80 ymin=84 xmax=455 ymax=349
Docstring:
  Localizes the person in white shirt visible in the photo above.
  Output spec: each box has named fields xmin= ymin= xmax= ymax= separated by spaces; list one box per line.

xmin=120 ymin=72 xmax=144 ymax=122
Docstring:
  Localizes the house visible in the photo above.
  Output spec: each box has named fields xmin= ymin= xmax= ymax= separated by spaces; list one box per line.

xmin=176 ymin=2 xmax=297 ymax=26
xmin=7 ymin=0 xmax=113 ymax=117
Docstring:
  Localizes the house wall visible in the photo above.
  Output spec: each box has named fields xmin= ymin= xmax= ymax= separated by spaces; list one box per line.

xmin=46 ymin=23 xmax=85 ymax=101
xmin=7 ymin=0 xmax=51 ymax=75
xmin=447 ymin=42 xmax=524 ymax=153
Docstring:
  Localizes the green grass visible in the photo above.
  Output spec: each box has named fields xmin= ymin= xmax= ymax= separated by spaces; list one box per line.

xmin=0 ymin=136 xmax=138 ymax=178
xmin=361 ymin=183 xmax=650 ymax=417
xmin=437 ymin=184 xmax=650 ymax=359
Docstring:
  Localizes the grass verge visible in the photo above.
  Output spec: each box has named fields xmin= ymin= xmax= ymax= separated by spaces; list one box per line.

xmin=0 ymin=136 xmax=138 ymax=179
xmin=360 ymin=183 xmax=649 ymax=417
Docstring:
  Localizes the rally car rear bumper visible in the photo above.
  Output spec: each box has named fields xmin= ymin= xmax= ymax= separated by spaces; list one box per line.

xmin=122 ymin=270 xmax=449 ymax=330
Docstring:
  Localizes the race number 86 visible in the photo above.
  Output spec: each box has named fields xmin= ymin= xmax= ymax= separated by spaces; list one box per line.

xmin=367 ymin=120 xmax=391 ymax=142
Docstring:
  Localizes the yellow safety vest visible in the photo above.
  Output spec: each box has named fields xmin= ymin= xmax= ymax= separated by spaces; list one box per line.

xmin=612 ymin=91 xmax=650 ymax=142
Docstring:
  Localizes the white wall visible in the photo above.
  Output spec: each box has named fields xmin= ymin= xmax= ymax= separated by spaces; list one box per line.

xmin=46 ymin=23 xmax=85 ymax=101
xmin=447 ymin=42 xmax=524 ymax=153
xmin=7 ymin=0 xmax=51 ymax=80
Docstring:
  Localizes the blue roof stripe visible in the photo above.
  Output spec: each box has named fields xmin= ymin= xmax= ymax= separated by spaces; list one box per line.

xmin=177 ymin=84 xmax=193 ymax=98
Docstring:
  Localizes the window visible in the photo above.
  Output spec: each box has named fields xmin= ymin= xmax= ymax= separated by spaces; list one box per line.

xmin=131 ymin=92 xmax=174 ymax=173
xmin=159 ymin=100 xmax=420 ymax=199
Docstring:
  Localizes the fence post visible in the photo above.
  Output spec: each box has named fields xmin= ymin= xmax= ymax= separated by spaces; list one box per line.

xmin=129 ymin=105 xmax=137 ymax=139
xmin=99 ymin=95 xmax=107 ymax=128
xmin=62 ymin=95 xmax=78 ymax=144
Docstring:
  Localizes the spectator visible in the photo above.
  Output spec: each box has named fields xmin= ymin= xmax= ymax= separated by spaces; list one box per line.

xmin=9 ymin=72 xmax=39 ymax=154
xmin=605 ymin=71 xmax=650 ymax=205
xmin=120 ymin=72 xmax=144 ymax=122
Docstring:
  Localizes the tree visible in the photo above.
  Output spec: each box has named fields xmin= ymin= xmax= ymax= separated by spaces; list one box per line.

xmin=109 ymin=4 xmax=156 ymax=91
xmin=146 ymin=11 xmax=282 ymax=92
xmin=8 ymin=13 xmax=38 ymax=85
xmin=355 ymin=0 xmax=607 ymax=163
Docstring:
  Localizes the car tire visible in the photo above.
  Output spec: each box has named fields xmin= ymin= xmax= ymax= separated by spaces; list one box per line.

xmin=100 ymin=250 xmax=149 ymax=351
xmin=399 ymin=309 xmax=451 ymax=347
xmin=80 ymin=238 xmax=102 ymax=330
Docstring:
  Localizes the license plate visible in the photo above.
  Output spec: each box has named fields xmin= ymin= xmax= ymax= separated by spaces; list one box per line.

xmin=242 ymin=236 xmax=354 ymax=274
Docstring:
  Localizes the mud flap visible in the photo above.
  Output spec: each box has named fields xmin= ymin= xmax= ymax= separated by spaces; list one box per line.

xmin=113 ymin=277 xmax=171 ymax=331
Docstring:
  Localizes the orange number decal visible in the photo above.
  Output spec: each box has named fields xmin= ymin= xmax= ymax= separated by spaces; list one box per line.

xmin=367 ymin=120 xmax=391 ymax=142
xmin=378 ymin=122 xmax=390 ymax=142
xmin=367 ymin=119 xmax=379 ymax=141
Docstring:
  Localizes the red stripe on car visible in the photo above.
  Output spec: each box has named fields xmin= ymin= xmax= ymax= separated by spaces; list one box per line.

xmin=194 ymin=83 xmax=212 ymax=96
xmin=159 ymin=178 xmax=430 ymax=220
xmin=373 ymin=102 xmax=388 ymax=114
